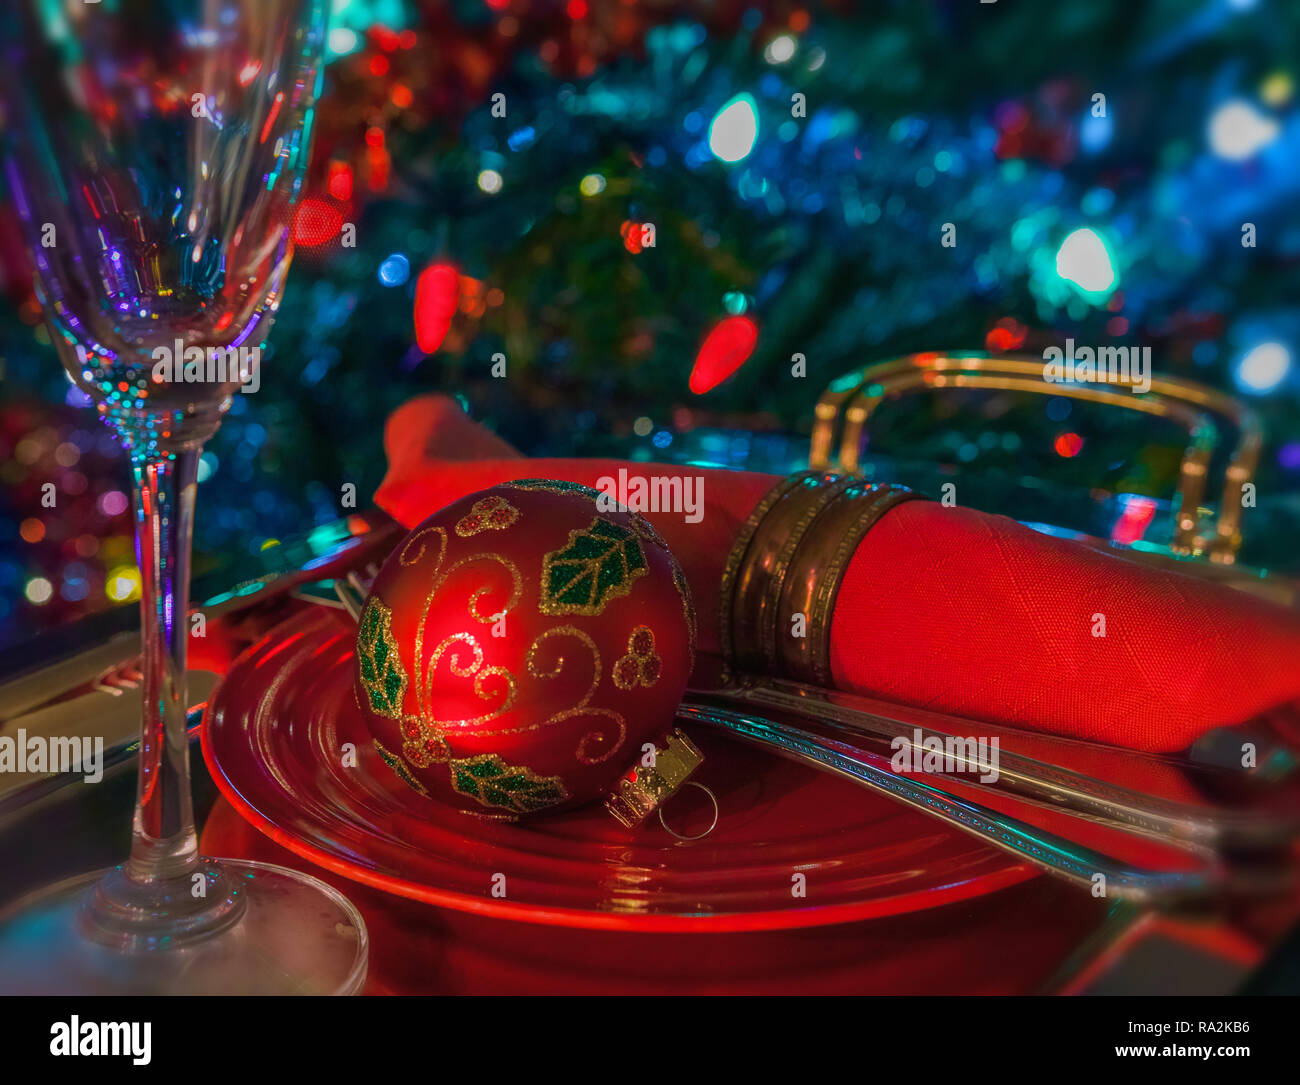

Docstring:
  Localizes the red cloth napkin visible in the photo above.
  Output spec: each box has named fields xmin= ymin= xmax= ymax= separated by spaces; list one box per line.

xmin=375 ymin=395 xmax=1300 ymax=753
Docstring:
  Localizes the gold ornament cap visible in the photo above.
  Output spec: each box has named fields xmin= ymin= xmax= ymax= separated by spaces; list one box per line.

xmin=605 ymin=729 xmax=704 ymax=828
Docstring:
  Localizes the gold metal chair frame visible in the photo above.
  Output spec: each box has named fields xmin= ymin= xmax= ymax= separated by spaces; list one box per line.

xmin=810 ymin=352 xmax=1263 ymax=565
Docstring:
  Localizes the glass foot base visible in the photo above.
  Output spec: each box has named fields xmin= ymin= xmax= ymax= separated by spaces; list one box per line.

xmin=0 ymin=860 xmax=368 ymax=995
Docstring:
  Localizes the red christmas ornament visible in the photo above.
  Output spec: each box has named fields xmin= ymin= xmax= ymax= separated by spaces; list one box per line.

xmin=689 ymin=314 xmax=758 ymax=394
xmin=355 ymin=481 xmax=696 ymax=818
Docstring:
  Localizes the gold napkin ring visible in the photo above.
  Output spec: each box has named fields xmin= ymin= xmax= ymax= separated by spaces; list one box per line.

xmin=783 ymin=481 xmax=918 ymax=684
xmin=754 ymin=474 xmax=860 ymax=673
xmin=723 ymin=473 xmax=918 ymax=681
xmin=728 ymin=472 xmax=852 ymax=671
xmin=718 ymin=470 xmax=821 ymax=666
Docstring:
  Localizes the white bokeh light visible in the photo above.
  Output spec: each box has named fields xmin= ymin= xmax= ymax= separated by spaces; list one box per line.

xmin=764 ymin=35 xmax=796 ymax=64
xmin=1236 ymin=341 xmax=1291 ymax=393
xmin=1055 ymin=228 xmax=1116 ymax=294
xmin=709 ymin=95 xmax=759 ymax=163
xmin=1208 ymin=100 xmax=1279 ymax=160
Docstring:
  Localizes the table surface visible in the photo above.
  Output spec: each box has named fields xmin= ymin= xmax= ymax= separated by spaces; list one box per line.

xmin=2 ymin=515 xmax=1297 ymax=995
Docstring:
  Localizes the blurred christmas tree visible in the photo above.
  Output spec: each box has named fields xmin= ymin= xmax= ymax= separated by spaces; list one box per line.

xmin=3 ymin=0 xmax=1300 ymax=638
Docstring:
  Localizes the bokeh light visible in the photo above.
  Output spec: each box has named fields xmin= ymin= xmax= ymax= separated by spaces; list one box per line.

xmin=764 ymin=35 xmax=796 ymax=64
xmin=1054 ymin=432 xmax=1085 ymax=458
xmin=378 ymin=253 xmax=410 ymax=287
xmin=1235 ymin=342 xmax=1292 ymax=394
xmin=1055 ymin=228 xmax=1117 ymax=297
xmin=105 ymin=566 xmax=142 ymax=603
xmin=709 ymin=94 xmax=759 ymax=163
xmin=98 ymin=491 xmax=129 ymax=517
xmin=1208 ymin=100 xmax=1279 ymax=160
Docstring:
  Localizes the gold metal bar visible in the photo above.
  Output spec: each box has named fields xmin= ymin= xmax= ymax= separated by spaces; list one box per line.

xmin=811 ymin=352 xmax=1261 ymax=561
xmin=837 ymin=369 xmax=1215 ymax=554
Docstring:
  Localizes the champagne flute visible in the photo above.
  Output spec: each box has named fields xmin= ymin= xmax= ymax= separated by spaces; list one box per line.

xmin=0 ymin=0 xmax=367 ymax=993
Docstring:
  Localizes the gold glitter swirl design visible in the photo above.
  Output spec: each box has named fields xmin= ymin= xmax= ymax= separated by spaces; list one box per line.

xmin=454 ymin=495 xmax=520 ymax=537
xmin=523 ymin=625 xmax=627 ymax=764
xmin=402 ymin=548 xmax=523 ymax=767
xmin=439 ymin=552 xmax=524 ymax=625
xmin=612 ymin=626 xmax=662 ymax=690
xmin=412 ymin=552 xmax=522 ymax=720
xmin=420 ymin=632 xmax=517 ymax=725
xmin=398 ymin=524 xmax=448 ymax=567
xmin=405 ymin=630 xmax=517 ymax=769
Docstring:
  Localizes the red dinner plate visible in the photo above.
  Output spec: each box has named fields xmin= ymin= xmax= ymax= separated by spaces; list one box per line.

xmin=203 ymin=608 xmax=1037 ymax=931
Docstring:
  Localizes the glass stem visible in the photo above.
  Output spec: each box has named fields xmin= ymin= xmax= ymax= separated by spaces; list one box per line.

xmin=127 ymin=446 xmax=201 ymax=884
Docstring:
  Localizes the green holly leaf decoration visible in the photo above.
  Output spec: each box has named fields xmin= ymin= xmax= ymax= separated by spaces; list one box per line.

xmin=449 ymin=754 xmax=569 ymax=814
xmin=540 ymin=517 xmax=647 ymax=615
xmin=373 ymin=740 xmax=429 ymax=798
xmin=356 ymin=597 xmax=408 ymax=718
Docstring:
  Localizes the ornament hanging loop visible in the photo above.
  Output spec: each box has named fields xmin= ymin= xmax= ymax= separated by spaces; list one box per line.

xmin=657 ymin=781 xmax=719 ymax=842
